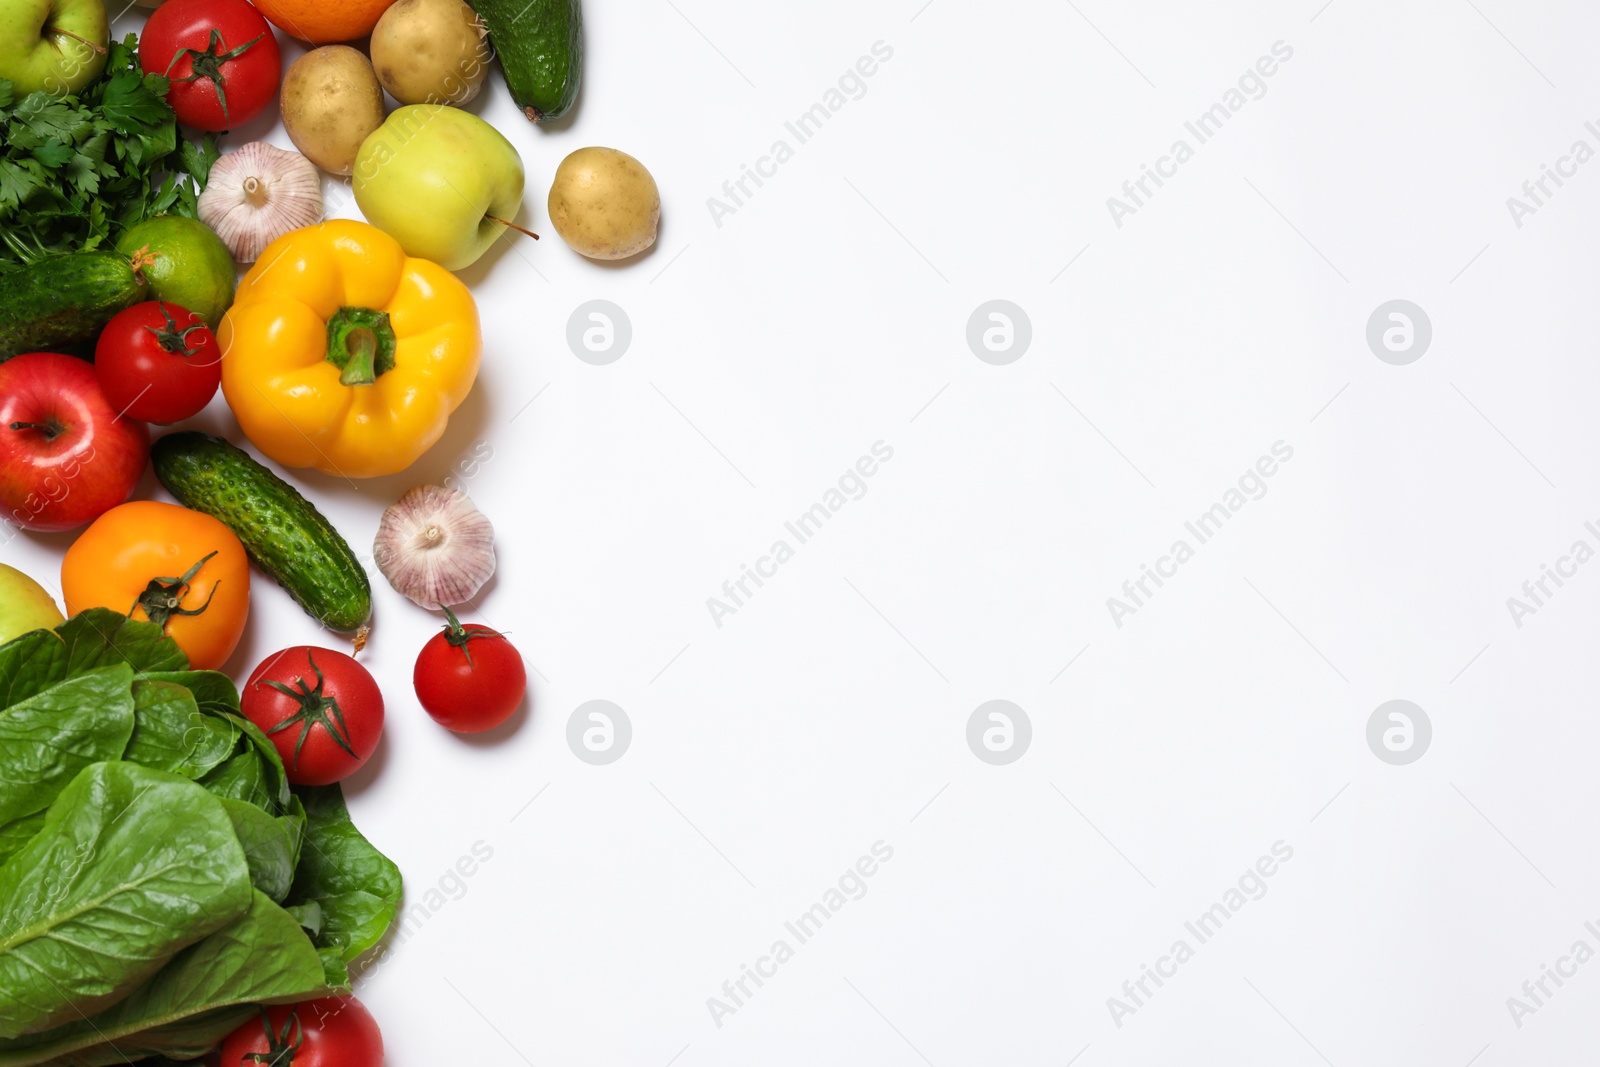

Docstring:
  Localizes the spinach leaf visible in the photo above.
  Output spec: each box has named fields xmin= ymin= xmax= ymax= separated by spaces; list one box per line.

xmin=126 ymin=679 xmax=233 ymax=779
xmin=138 ymin=670 xmax=241 ymax=719
xmin=55 ymin=609 xmax=186 ymax=676
xmin=197 ymin=712 xmax=290 ymax=815
xmin=0 ymin=611 xmax=400 ymax=1065
xmin=0 ymin=891 xmax=331 ymax=1066
xmin=219 ymin=798 xmax=304 ymax=904
xmin=287 ymin=785 xmax=403 ymax=963
xmin=197 ymin=748 xmax=273 ymax=810
xmin=0 ymin=630 xmax=68 ymax=707
xmin=0 ymin=762 xmax=252 ymax=1039
xmin=0 ymin=665 xmax=134 ymax=826
xmin=0 ymin=811 xmax=42 ymax=868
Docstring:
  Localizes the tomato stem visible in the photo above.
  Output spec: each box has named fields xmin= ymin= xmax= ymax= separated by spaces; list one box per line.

xmin=131 ymin=552 xmax=219 ymax=631
xmin=439 ymin=604 xmax=475 ymax=666
xmin=261 ymin=650 xmax=361 ymax=764
xmin=163 ymin=28 xmax=265 ymax=128
xmin=438 ymin=604 xmax=507 ymax=669
xmin=145 ymin=302 xmax=208 ymax=358
xmin=241 ymin=1006 xmax=302 ymax=1066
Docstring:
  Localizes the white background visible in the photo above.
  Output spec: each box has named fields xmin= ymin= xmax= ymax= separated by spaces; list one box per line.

xmin=8 ymin=0 xmax=1600 ymax=1063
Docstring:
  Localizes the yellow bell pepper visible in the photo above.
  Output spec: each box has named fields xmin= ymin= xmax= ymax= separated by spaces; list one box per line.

xmin=219 ymin=220 xmax=481 ymax=479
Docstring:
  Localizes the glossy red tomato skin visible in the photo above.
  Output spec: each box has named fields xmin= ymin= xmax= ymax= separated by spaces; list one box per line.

xmin=414 ymin=623 xmax=527 ymax=733
xmin=216 ymin=995 xmax=382 ymax=1067
xmin=0 ymin=352 xmax=149 ymax=532
xmin=139 ymin=0 xmax=281 ymax=132
xmin=241 ymin=646 xmax=384 ymax=786
xmin=94 ymin=302 xmax=220 ymax=424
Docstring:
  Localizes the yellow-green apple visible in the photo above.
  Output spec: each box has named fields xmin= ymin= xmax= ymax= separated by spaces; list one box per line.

xmin=0 ymin=0 xmax=109 ymax=97
xmin=353 ymin=105 xmax=527 ymax=271
xmin=0 ymin=563 xmax=63 ymax=645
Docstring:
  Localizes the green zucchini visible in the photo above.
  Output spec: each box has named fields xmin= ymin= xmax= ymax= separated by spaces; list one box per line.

xmin=0 ymin=251 xmax=148 ymax=359
xmin=469 ymin=0 xmax=582 ymax=123
xmin=152 ymin=432 xmax=373 ymax=640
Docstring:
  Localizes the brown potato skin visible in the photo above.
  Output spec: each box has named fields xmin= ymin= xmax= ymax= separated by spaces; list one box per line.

xmin=281 ymin=47 xmax=387 ymax=178
xmin=370 ymin=0 xmax=490 ymax=107
xmin=548 ymin=147 xmax=661 ymax=261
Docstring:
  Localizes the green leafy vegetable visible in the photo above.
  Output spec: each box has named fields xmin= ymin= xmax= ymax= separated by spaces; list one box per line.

xmin=0 ymin=892 xmax=331 ymax=1067
xmin=220 ymin=797 xmax=304 ymax=904
xmin=287 ymin=786 xmax=403 ymax=964
xmin=0 ymin=37 xmax=219 ymax=270
xmin=0 ymin=665 xmax=135 ymax=826
xmin=55 ymin=608 xmax=187 ymax=676
xmin=0 ymin=812 xmax=43 ymax=869
xmin=126 ymin=678 xmax=233 ymax=778
xmin=0 ymin=612 xmax=402 ymax=1065
xmin=0 ymin=762 xmax=253 ymax=1039
xmin=197 ymin=712 xmax=290 ymax=814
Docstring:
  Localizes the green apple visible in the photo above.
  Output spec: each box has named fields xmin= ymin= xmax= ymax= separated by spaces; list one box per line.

xmin=0 ymin=0 xmax=109 ymax=97
xmin=353 ymin=105 xmax=527 ymax=271
xmin=0 ymin=562 xmax=64 ymax=646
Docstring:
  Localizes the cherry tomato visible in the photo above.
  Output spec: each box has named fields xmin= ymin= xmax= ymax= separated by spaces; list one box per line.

xmin=62 ymin=500 xmax=250 ymax=670
xmin=217 ymin=995 xmax=382 ymax=1067
xmin=414 ymin=608 xmax=526 ymax=733
xmin=140 ymin=0 xmax=281 ymax=132
xmin=242 ymin=646 xmax=384 ymax=785
xmin=94 ymin=301 xmax=220 ymax=424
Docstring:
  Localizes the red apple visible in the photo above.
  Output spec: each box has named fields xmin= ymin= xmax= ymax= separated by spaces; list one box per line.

xmin=0 ymin=353 xmax=150 ymax=532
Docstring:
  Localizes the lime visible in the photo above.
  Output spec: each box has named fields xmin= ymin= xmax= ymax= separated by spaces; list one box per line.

xmin=115 ymin=216 xmax=237 ymax=329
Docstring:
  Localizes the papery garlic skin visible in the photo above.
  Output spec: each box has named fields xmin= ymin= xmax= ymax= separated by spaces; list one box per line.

xmin=198 ymin=142 xmax=323 ymax=263
xmin=374 ymin=485 xmax=497 ymax=608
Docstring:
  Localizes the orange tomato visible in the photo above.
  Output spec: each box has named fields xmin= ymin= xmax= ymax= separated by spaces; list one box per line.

xmin=62 ymin=501 xmax=251 ymax=670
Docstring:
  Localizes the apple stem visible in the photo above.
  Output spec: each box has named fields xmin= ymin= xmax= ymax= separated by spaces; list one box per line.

xmin=49 ymin=26 xmax=107 ymax=56
xmin=486 ymin=215 xmax=540 ymax=241
xmin=9 ymin=421 xmax=63 ymax=441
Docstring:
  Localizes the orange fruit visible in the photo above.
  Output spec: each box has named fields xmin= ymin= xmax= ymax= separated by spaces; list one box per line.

xmin=249 ymin=0 xmax=398 ymax=42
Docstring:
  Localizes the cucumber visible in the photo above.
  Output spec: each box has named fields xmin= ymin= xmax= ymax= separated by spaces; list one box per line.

xmin=0 ymin=251 xmax=148 ymax=359
xmin=152 ymin=432 xmax=373 ymax=640
xmin=469 ymin=0 xmax=582 ymax=123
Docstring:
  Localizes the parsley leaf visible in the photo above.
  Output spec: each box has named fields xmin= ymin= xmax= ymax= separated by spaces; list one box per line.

xmin=0 ymin=34 xmax=217 ymax=269
xmin=99 ymin=69 xmax=172 ymax=133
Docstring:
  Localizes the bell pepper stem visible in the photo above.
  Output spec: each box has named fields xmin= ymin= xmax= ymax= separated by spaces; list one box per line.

xmin=339 ymin=328 xmax=379 ymax=386
xmin=325 ymin=307 xmax=397 ymax=385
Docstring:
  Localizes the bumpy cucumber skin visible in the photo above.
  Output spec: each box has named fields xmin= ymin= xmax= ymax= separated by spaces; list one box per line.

xmin=472 ymin=0 xmax=582 ymax=122
xmin=152 ymin=433 xmax=372 ymax=634
xmin=0 ymin=252 xmax=146 ymax=359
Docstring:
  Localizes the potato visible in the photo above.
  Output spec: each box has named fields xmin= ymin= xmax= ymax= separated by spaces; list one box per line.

xmin=548 ymin=147 xmax=661 ymax=261
xmin=280 ymin=47 xmax=386 ymax=178
xmin=370 ymin=0 xmax=490 ymax=107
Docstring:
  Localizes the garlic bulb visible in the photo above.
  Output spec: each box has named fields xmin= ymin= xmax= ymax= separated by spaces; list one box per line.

xmin=197 ymin=142 xmax=322 ymax=262
xmin=374 ymin=485 xmax=496 ymax=608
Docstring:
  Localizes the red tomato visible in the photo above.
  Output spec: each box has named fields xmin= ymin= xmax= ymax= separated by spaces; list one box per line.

xmin=242 ymin=646 xmax=383 ymax=785
xmin=414 ymin=608 xmax=526 ymax=733
xmin=94 ymin=301 xmax=220 ymax=424
xmin=140 ymin=0 xmax=281 ymax=132
xmin=217 ymin=996 xmax=382 ymax=1067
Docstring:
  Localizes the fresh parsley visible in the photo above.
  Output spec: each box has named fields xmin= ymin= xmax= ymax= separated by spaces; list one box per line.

xmin=0 ymin=35 xmax=219 ymax=270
